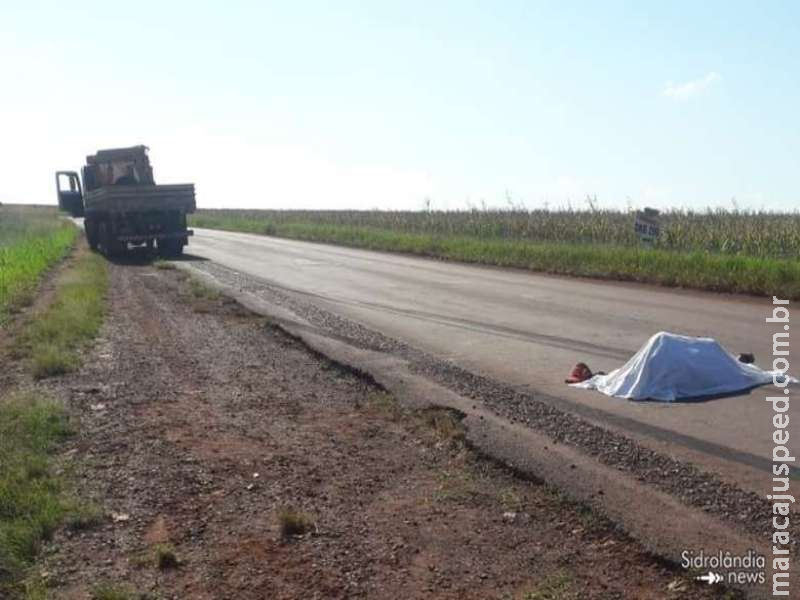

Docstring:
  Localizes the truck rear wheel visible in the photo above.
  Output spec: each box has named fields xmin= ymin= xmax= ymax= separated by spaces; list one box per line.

xmin=158 ymin=239 xmax=184 ymax=258
xmin=85 ymin=218 xmax=99 ymax=251
xmin=98 ymin=222 xmax=125 ymax=257
xmin=110 ymin=240 xmax=127 ymax=256
xmin=98 ymin=222 xmax=110 ymax=255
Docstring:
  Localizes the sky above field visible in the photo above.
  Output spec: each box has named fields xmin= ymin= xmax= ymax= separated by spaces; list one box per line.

xmin=1 ymin=1 xmax=798 ymax=211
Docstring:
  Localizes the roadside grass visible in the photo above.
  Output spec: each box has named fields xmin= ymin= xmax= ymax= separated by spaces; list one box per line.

xmin=174 ymin=273 xmax=223 ymax=313
xmin=14 ymin=251 xmax=108 ymax=378
xmin=0 ymin=206 xmax=77 ymax=325
xmin=431 ymin=468 xmax=478 ymax=503
xmin=90 ymin=582 xmax=137 ymax=600
xmin=63 ymin=501 xmax=105 ymax=532
xmin=0 ymin=393 xmax=73 ymax=598
xmin=190 ymin=214 xmax=800 ymax=299
xmin=0 ymin=209 xmax=108 ymax=597
xmin=20 ymin=576 xmax=48 ymax=600
xmin=498 ymin=488 xmax=525 ymax=513
xmin=188 ymin=276 xmax=220 ymax=300
xmin=520 ymin=570 xmax=577 ymax=600
xmin=152 ymin=258 xmax=176 ymax=270
xmin=153 ymin=543 xmax=180 ymax=570
xmin=422 ymin=408 xmax=466 ymax=447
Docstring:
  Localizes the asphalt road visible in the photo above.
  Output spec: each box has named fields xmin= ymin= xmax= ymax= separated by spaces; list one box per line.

xmin=187 ymin=228 xmax=798 ymax=494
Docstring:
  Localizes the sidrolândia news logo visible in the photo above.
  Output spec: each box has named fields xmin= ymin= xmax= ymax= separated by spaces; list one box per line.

xmin=681 ymin=549 xmax=766 ymax=587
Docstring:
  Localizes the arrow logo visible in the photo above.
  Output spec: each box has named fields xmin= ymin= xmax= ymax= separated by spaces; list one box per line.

xmin=696 ymin=571 xmax=723 ymax=584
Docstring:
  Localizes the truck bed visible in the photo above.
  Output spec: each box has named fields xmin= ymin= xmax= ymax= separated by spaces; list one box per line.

xmin=84 ymin=184 xmax=196 ymax=214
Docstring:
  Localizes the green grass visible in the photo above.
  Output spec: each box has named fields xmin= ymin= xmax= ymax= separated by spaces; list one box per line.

xmin=190 ymin=212 xmax=800 ymax=299
xmin=21 ymin=575 xmax=48 ymax=600
xmin=0 ymin=206 xmax=78 ymax=324
xmin=15 ymin=251 xmax=108 ymax=378
xmin=0 ymin=394 xmax=72 ymax=598
xmin=63 ymin=501 xmax=105 ymax=532
xmin=182 ymin=275 xmax=222 ymax=314
xmin=188 ymin=276 xmax=220 ymax=300
xmin=521 ymin=571 xmax=577 ymax=600
xmin=90 ymin=582 xmax=136 ymax=600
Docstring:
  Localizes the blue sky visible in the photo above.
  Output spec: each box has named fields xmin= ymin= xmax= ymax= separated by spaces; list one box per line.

xmin=2 ymin=1 xmax=798 ymax=210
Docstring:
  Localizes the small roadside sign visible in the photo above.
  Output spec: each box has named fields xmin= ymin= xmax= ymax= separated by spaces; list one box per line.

xmin=634 ymin=208 xmax=661 ymax=243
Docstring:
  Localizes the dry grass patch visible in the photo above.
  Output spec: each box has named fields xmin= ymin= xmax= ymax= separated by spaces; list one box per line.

xmin=153 ymin=543 xmax=180 ymax=570
xmin=64 ymin=502 xmax=105 ymax=532
xmin=277 ymin=508 xmax=314 ymax=538
xmin=431 ymin=468 xmax=478 ymax=503
xmin=188 ymin=277 xmax=220 ymax=300
xmin=422 ymin=407 xmax=466 ymax=447
xmin=498 ymin=488 xmax=526 ymax=513
xmin=520 ymin=571 xmax=577 ymax=600
xmin=90 ymin=582 xmax=137 ymax=600
xmin=360 ymin=391 xmax=403 ymax=419
xmin=181 ymin=275 xmax=222 ymax=313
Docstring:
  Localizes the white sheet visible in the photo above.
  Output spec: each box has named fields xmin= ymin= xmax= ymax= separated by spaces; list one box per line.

xmin=571 ymin=331 xmax=797 ymax=402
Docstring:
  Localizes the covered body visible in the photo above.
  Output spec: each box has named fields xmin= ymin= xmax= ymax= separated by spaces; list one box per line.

xmin=571 ymin=331 xmax=796 ymax=401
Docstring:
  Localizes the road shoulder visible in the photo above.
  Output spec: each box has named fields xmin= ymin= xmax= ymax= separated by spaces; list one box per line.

xmin=33 ymin=261 xmax=735 ymax=599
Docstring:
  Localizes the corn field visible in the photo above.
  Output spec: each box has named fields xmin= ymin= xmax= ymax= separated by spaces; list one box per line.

xmin=194 ymin=208 xmax=800 ymax=259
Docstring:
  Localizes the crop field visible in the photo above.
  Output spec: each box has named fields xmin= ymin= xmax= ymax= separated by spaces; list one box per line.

xmin=190 ymin=208 xmax=800 ymax=298
xmin=0 ymin=205 xmax=77 ymax=323
xmin=193 ymin=208 xmax=800 ymax=257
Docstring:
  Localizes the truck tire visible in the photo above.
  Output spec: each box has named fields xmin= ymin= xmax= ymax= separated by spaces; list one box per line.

xmin=85 ymin=218 xmax=99 ymax=251
xmin=98 ymin=222 xmax=125 ymax=257
xmin=98 ymin=222 xmax=110 ymax=255
xmin=158 ymin=239 xmax=184 ymax=258
xmin=110 ymin=240 xmax=127 ymax=256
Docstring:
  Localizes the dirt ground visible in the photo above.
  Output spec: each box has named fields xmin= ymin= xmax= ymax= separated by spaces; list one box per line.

xmin=28 ymin=260 xmax=736 ymax=599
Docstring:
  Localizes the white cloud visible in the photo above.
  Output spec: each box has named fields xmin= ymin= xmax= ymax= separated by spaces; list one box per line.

xmin=663 ymin=72 xmax=721 ymax=101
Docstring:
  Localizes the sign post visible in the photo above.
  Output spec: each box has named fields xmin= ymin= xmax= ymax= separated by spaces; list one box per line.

xmin=634 ymin=208 xmax=661 ymax=246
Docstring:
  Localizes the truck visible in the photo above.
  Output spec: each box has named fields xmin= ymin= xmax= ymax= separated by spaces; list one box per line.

xmin=55 ymin=146 xmax=195 ymax=256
